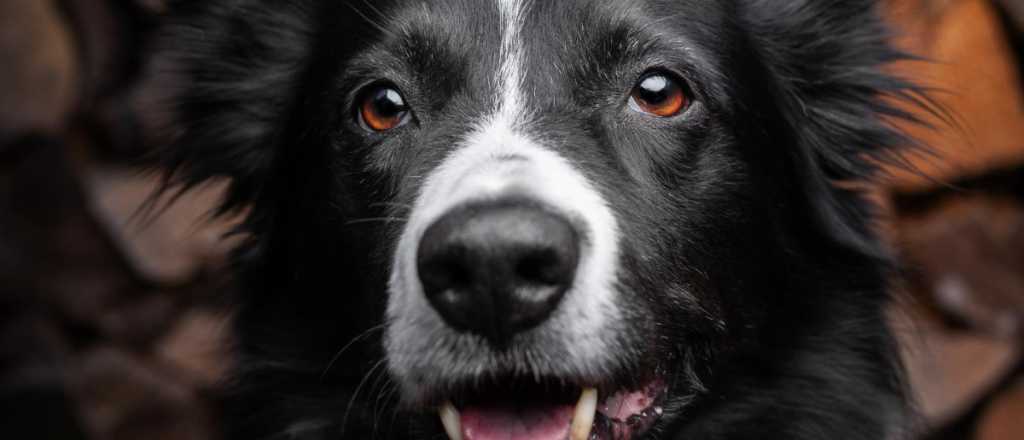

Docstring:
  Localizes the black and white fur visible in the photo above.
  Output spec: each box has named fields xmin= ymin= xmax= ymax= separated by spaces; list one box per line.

xmin=156 ymin=0 xmax=926 ymax=438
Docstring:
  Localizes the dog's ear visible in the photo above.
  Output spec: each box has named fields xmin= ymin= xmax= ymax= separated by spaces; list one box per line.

xmin=152 ymin=1 xmax=317 ymax=215
xmin=741 ymin=0 xmax=930 ymax=261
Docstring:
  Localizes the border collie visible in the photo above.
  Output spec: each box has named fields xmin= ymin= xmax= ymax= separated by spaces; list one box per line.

xmin=157 ymin=0 xmax=924 ymax=439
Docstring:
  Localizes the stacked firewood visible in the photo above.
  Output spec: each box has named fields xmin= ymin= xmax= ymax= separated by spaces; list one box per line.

xmin=884 ymin=0 xmax=1024 ymax=438
xmin=0 ymin=1 xmax=234 ymax=439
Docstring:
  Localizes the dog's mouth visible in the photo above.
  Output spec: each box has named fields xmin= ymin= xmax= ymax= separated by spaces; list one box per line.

xmin=435 ymin=376 xmax=667 ymax=440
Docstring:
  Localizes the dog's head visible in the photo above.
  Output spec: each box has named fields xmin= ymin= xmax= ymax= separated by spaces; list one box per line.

xmin=159 ymin=0 xmax=920 ymax=439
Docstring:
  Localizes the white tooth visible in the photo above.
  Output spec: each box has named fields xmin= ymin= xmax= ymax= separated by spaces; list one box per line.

xmin=571 ymin=388 xmax=599 ymax=440
xmin=440 ymin=402 xmax=463 ymax=440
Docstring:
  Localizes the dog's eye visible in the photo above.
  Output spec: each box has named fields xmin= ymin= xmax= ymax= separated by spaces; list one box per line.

xmin=629 ymin=72 xmax=689 ymax=117
xmin=358 ymin=85 xmax=410 ymax=132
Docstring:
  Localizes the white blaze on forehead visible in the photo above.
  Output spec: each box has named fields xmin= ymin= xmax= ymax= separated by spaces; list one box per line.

xmin=497 ymin=0 xmax=528 ymax=119
xmin=384 ymin=0 xmax=624 ymax=389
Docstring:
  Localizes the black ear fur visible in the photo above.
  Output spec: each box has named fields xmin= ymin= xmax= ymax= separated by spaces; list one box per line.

xmin=154 ymin=0 xmax=317 ymax=216
xmin=741 ymin=0 xmax=931 ymax=261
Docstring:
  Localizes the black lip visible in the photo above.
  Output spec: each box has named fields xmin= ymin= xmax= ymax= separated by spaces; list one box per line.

xmin=593 ymin=379 xmax=668 ymax=440
xmin=444 ymin=375 xmax=583 ymax=410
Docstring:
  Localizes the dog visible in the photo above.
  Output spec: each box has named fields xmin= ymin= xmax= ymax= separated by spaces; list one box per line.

xmin=156 ymin=0 xmax=924 ymax=438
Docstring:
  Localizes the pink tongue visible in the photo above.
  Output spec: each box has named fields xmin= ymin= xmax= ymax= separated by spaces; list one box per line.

xmin=461 ymin=404 xmax=574 ymax=440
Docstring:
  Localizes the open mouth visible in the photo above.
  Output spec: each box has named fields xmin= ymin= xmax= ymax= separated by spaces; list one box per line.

xmin=436 ymin=378 xmax=667 ymax=440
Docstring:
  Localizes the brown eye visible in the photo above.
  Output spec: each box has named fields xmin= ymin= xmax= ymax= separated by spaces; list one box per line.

xmin=628 ymin=72 xmax=689 ymax=117
xmin=358 ymin=85 xmax=410 ymax=132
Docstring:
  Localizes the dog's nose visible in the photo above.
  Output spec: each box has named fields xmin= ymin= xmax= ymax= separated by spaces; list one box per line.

xmin=417 ymin=201 xmax=580 ymax=343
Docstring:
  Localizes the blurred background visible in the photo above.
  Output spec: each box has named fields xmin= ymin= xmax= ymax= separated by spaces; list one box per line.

xmin=1 ymin=0 xmax=1023 ymax=438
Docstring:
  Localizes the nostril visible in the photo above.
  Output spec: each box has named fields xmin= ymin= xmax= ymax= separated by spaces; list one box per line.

xmin=419 ymin=249 xmax=472 ymax=292
xmin=516 ymin=248 xmax=576 ymax=286
xmin=415 ymin=200 xmax=581 ymax=342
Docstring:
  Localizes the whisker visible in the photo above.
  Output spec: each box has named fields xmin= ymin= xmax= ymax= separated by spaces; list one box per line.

xmin=372 ymin=380 xmax=399 ymax=439
xmin=341 ymin=359 xmax=388 ymax=438
xmin=320 ymin=324 xmax=385 ymax=380
xmin=370 ymin=201 xmax=414 ymax=212
xmin=387 ymin=389 xmax=405 ymax=437
xmin=346 ymin=1 xmax=398 ymax=38
xmin=345 ymin=216 xmax=409 ymax=226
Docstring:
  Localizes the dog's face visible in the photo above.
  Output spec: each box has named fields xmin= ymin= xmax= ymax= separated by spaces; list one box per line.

xmin=163 ymin=0 xmax=914 ymax=438
xmin=360 ymin=2 xmax=754 ymax=438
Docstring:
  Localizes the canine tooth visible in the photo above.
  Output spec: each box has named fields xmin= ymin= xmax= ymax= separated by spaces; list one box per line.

xmin=439 ymin=402 xmax=463 ymax=440
xmin=571 ymin=388 xmax=599 ymax=440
